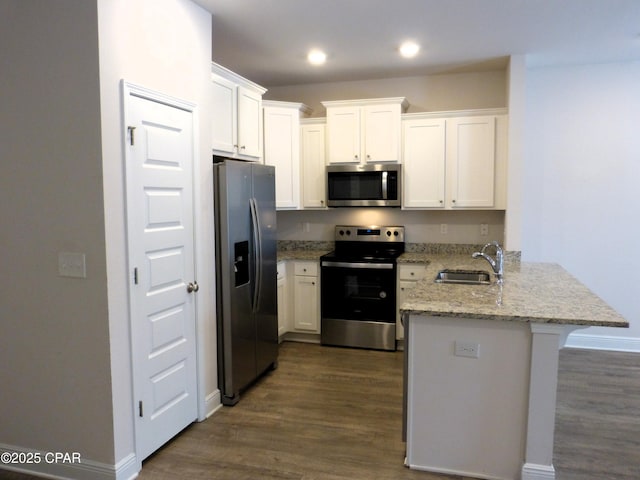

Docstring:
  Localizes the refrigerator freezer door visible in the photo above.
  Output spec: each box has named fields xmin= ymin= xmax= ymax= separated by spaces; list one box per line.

xmin=251 ymin=164 xmax=279 ymax=377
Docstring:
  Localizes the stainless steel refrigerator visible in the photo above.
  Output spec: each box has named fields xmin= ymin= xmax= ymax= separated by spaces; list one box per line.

xmin=214 ymin=158 xmax=278 ymax=406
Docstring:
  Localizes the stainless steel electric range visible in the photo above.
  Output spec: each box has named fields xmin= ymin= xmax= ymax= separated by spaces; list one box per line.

xmin=320 ymin=225 xmax=405 ymax=351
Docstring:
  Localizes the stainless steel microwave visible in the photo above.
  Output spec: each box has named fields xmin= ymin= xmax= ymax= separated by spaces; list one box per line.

xmin=326 ymin=164 xmax=401 ymax=207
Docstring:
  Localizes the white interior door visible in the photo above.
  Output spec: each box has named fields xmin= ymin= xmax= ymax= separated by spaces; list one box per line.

xmin=123 ymin=83 xmax=198 ymax=461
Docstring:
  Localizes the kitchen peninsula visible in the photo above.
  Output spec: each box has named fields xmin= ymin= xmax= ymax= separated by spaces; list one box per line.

xmin=400 ymin=254 xmax=629 ymax=480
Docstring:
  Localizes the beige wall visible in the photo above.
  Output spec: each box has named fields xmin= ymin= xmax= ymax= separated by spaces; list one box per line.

xmin=265 ymin=70 xmax=507 ymax=116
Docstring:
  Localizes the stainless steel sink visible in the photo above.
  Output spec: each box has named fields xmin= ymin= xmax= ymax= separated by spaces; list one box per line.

xmin=434 ymin=269 xmax=491 ymax=285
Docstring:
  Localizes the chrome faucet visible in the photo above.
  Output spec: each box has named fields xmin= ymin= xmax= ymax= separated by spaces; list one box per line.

xmin=472 ymin=241 xmax=504 ymax=284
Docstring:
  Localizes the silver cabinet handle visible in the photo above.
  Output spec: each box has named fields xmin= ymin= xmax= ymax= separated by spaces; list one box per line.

xmin=187 ymin=281 xmax=199 ymax=293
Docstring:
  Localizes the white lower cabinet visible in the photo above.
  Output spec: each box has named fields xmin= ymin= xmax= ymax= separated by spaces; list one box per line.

xmin=397 ymin=264 xmax=427 ymax=340
xmin=292 ymin=261 xmax=320 ymax=333
xmin=276 ymin=261 xmax=288 ymax=338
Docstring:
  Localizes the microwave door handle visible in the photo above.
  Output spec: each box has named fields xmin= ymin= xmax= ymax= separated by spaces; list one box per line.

xmin=381 ymin=171 xmax=388 ymax=199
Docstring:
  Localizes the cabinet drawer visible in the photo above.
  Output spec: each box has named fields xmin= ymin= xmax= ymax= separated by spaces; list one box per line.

xmin=399 ymin=264 xmax=427 ymax=281
xmin=294 ymin=261 xmax=318 ymax=276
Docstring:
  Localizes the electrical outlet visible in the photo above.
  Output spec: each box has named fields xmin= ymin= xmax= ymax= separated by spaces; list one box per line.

xmin=455 ymin=341 xmax=480 ymax=359
xmin=480 ymin=224 xmax=489 ymax=236
xmin=440 ymin=224 xmax=448 ymax=235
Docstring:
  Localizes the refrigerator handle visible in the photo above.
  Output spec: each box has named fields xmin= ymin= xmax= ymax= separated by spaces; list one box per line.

xmin=249 ymin=197 xmax=262 ymax=312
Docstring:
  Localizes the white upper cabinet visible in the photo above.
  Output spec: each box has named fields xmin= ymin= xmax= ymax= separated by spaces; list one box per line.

xmin=263 ymin=101 xmax=312 ymax=210
xmin=301 ymin=119 xmax=327 ymax=209
xmin=211 ymin=62 xmax=267 ymax=162
xmin=323 ymin=98 xmax=408 ymax=164
xmin=402 ymin=118 xmax=446 ymax=208
xmin=402 ymin=110 xmax=507 ymax=210
xmin=447 ymin=116 xmax=496 ymax=208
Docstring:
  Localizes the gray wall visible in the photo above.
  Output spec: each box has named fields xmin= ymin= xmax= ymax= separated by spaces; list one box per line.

xmin=0 ymin=0 xmax=215 ymax=476
xmin=0 ymin=0 xmax=114 ymax=462
xmin=523 ymin=60 xmax=640 ymax=345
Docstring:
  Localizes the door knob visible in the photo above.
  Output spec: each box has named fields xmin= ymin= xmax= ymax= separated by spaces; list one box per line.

xmin=187 ymin=281 xmax=199 ymax=293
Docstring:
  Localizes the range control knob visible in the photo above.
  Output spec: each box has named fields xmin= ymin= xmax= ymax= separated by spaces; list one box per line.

xmin=386 ymin=230 xmax=392 ymax=237
xmin=346 ymin=230 xmax=351 ymax=236
xmin=394 ymin=231 xmax=399 ymax=236
xmin=339 ymin=230 xmax=344 ymax=236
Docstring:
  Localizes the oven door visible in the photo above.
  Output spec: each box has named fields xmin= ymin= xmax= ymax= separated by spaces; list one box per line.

xmin=320 ymin=260 xmax=397 ymax=350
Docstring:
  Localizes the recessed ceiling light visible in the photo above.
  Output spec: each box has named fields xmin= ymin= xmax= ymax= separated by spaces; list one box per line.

xmin=307 ymin=49 xmax=327 ymax=66
xmin=399 ymin=41 xmax=420 ymax=58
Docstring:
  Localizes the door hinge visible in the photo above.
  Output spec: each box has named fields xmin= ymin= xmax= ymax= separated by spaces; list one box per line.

xmin=128 ymin=126 xmax=136 ymax=146
xmin=138 ymin=400 xmax=143 ymax=417
xmin=133 ymin=267 xmax=138 ymax=285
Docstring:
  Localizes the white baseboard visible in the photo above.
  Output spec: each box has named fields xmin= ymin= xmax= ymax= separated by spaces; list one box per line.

xmin=407 ymin=461 xmax=508 ymax=480
xmin=204 ymin=390 xmax=222 ymax=419
xmin=521 ymin=462 xmax=555 ymax=480
xmin=565 ymin=332 xmax=640 ymax=353
xmin=0 ymin=444 xmax=139 ymax=480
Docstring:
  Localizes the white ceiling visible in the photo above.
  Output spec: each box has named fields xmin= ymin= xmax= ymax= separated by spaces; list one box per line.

xmin=194 ymin=0 xmax=640 ymax=87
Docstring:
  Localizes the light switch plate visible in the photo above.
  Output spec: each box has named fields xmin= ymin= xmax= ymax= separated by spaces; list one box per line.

xmin=58 ymin=252 xmax=86 ymax=278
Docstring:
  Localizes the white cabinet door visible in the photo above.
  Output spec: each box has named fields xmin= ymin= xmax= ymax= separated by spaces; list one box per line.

xmin=211 ymin=75 xmax=237 ymax=154
xmin=237 ymin=86 xmax=262 ymax=159
xmin=363 ymin=103 xmax=402 ymax=163
xmin=264 ymin=106 xmax=300 ymax=209
xmin=397 ymin=280 xmax=414 ymax=341
xmin=324 ymin=98 xmax=406 ymax=165
xmin=326 ymin=106 xmax=361 ymax=164
xmin=301 ymin=122 xmax=327 ymax=209
xmin=211 ymin=63 xmax=266 ymax=162
xmin=402 ymin=118 xmax=446 ymax=208
xmin=276 ymin=262 xmax=288 ymax=337
xmin=447 ymin=116 xmax=496 ymax=208
xmin=293 ymin=275 xmax=319 ymax=332
xmin=396 ymin=264 xmax=427 ymax=340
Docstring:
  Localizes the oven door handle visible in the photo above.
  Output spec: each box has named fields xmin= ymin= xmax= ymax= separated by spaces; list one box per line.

xmin=321 ymin=261 xmax=394 ymax=270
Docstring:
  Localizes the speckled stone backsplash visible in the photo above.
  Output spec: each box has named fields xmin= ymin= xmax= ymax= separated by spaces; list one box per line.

xmin=278 ymin=240 xmax=520 ymax=262
xmin=406 ymin=243 xmax=521 ymax=263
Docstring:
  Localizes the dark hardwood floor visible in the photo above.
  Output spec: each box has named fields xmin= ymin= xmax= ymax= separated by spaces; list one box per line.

xmin=553 ymin=348 xmax=640 ymax=479
xmin=1 ymin=343 xmax=638 ymax=479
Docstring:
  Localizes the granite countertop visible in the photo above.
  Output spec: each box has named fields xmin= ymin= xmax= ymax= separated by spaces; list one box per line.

xmin=277 ymin=249 xmax=330 ymax=262
xmin=397 ymin=252 xmax=432 ymax=264
xmin=400 ymin=254 xmax=629 ymax=328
